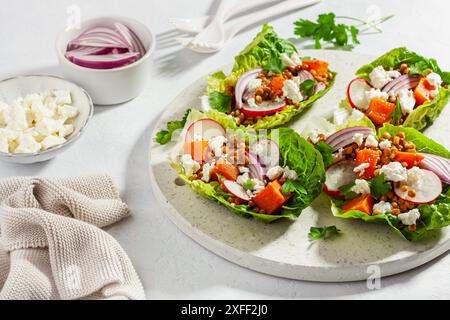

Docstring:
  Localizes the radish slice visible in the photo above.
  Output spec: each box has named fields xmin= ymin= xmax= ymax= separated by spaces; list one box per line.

xmin=242 ymin=99 xmax=287 ymax=117
xmin=394 ymin=169 xmax=442 ymax=204
xmin=418 ymin=153 xmax=450 ymax=184
xmin=250 ymin=139 xmax=280 ymax=169
xmin=324 ymin=160 xmax=356 ymax=198
xmin=325 ymin=126 xmax=374 ymax=152
xmin=347 ymin=78 xmax=373 ymax=110
xmin=184 ymin=119 xmax=225 ymax=143
xmin=223 ymin=180 xmax=251 ymax=201
xmin=235 ymin=68 xmax=262 ymax=109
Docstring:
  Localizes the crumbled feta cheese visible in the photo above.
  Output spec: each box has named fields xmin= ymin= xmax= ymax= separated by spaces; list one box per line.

xmin=332 ymin=148 xmax=345 ymax=163
xmin=208 ymin=135 xmax=227 ymax=157
xmin=239 ymin=166 xmax=250 ymax=174
xmin=247 ymin=97 xmax=258 ymax=108
xmin=351 ymin=179 xmax=371 ymax=194
xmin=354 ymin=163 xmax=370 ymax=176
xmin=53 ymin=90 xmax=72 ymax=105
xmin=397 ymin=89 xmax=416 ymax=115
xmin=283 ymin=166 xmax=298 ymax=180
xmin=353 ymin=133 xmax=364 ymax=146
xmin=333 ymin=109 xmax=349 ymax=126
xmin=0 ymin=101 xmax=11 ymax=126
xmin=365 ymin=134 xmax=378 ymax=148
xmin=380 ymin=162 xmax=407 ymax=182
xmin=348 ymin=109 xmax=365 ymax=121
xmin=307 ymin=129 xmax=325 ymax=144
xmin=41 ymin=135 xmax=66 ymax=149
xmin=246 ymin=78 xmax=262 ymax=93
xmin=426 ymin=72 xmax=443 ymax=87
xmin=365 ymin=88 xmax=389 ymax=107
xmin=266 ymin=166 xmax=284 ymax=180
xmin=252 ymin=179 xmax=265 ymax=193
xmin=373 ymin=201 xmax=393 ymax=214
xmin=0 ymin=90 xmax=78 ymax=154
xmin=369 ymin=66 xmax=400 ymax=89
xmin=180 ymin=154 xmax=200 ymax=176
xmin=283 ymin=79 xmax=304 ymax=104
xmin=236 ymin=172 xmax=250 ymax=186
xmin=379 ymin=139 xmax=391 ymax=150
xmin=57 ymin=104 xmax=79 ymax=119
xmin=407 ymin=166 xmax=424 ymax=186
xmin=280 ymin=52 xmax=302 ymax=67
xmin=201 ymin=162 xmax=215 ymax=182
xmin=398 ymin=208 xmax=420 ymax=226
xmin=15 ymin=133 xmax=41 ymax=153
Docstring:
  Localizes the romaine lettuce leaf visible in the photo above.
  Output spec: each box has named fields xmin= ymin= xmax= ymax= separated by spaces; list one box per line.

xmin=329 ymin=123 xmax=450 ymax=241
xmin=206 ymin=24 xmax=336 ymax=129
xmin=355 ymin=47 xmax=450 ymax=131
xmin=173 ymin=126 xmax=326 ymax=222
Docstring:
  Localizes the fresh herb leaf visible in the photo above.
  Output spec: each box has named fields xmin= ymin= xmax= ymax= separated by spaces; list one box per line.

xmin=368 ymin=173 xmax=392 ymax=198
xmin=281 ymin=179 xmax=307 ymax=196
xmin=315 ymin=141 xmax=333 ymax=167
xmin=293 ymin=12 xmax=393 ymax=49
xmin=155 ymin=109 xmax=191 ymax=145
xmin=264 ymin=56 xmax=286 ymax=74
xmin=309 ymin=225 xmax=341 ymax=240
xmin=338 ymin=182 xmax=359 ymax=199
xmin=209 ymin=91 xmax=232 ymax=113
xmin=300 ymin=79 xmax=315 ymax=97
xmin=389 ymin=99 xmax=403 ymax=125
xmin=243 ymin=179 xmax=255 ymax=190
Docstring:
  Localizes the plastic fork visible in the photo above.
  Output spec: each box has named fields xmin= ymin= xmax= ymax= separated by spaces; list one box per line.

xmin=170 ymin=0 xmax=281 ymax=34
xmin=176 ymin=0 xmax=321 ymax=53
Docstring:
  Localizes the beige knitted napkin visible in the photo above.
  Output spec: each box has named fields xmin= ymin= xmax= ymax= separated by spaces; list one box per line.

xmin=0 ymin=175 xmax=145 ymax=300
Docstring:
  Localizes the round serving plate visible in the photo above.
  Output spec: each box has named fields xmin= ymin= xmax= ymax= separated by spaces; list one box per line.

xmin=149 ymin=50 xmax=450 ymax=282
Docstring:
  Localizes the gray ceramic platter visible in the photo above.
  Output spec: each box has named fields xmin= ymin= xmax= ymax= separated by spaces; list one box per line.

xmin=149 ymin=50 xmax=450 ymax=281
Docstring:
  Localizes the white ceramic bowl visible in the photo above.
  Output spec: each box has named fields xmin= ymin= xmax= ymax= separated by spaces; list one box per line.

xmin=55 ymin=16 xmax=155 ymax=105
xmin=0 ymin=75 xmax=93 ymax=164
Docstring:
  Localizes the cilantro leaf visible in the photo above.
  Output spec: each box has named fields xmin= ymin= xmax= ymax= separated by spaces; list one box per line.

xmin=208 ymin=91 xmax=232 ymax=113
xmin=389 ymin=99 xmax=403 ymax=125
xmin=368 ymin=173 xmax=391 ymax=198
xmin=155 ymin=109 xmax=191 ymax=145
xmin=293 ymin=13 xmax=392 ymax=49
xmin=264 ymin=56 xmax=286 ymax=74
xmin=309 ymin=225 xmax=341 ymax=240
xmin=338 ymin=182 xmax=359 ymax=200
xmin=300 ymin=79 xmax=315 ymax=97
xmin=281 ymin=179 xmax=307 ymax=196
xmin=315 ymin=141 xmax=333 ymax=167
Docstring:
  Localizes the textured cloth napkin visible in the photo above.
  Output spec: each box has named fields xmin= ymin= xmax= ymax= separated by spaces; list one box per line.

xmin=0 ymin=175 xmax=145 ymax=300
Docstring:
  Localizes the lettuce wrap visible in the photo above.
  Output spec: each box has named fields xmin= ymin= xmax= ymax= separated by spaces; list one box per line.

xmin=205 ymin=24 xmax=336 ymax=130
xmin=341 ymin=47 xmax=450 ymax=131
xmin=172 ymin=110 xmax=326 ymax=222
xmin=329 ymin=123 xmax=450 ymax=241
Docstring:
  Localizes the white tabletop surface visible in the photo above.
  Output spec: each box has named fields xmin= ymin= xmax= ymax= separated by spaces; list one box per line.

xmin=1 ymin=0 xmax=449 ymax=299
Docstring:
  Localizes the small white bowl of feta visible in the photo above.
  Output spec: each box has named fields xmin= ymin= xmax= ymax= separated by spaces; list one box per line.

xmin=0 ymin=75 xmax=93 ymax=164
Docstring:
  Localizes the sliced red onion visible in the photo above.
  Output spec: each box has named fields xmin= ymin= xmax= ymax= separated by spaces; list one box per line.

xmin=65 ymin=22 xmax=145 ymax=70
xmin=69 ymin=52 xmax=140 ymax=69
xmin=297 ymin=70 xmax=314 ymax=83
xmin=247 ymin=152 xmax=264 ymax=181
xmin=314 ymin=82 xmax=327 ymax=95
xmin=419 ymin=153 xmax=450 ymax=184
xmin=249 ymin=139 xmax=280 ymax=171
xmin=234 ymin=68 xmax=262 ymax=109
xmin=326 ymin=127 xmax=373 ymax=152
xmin=381 ymin=75 xmax=420 ymax=96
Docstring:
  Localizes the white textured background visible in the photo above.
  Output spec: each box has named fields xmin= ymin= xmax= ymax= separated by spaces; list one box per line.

xmin=0 ymin=0 xmax=449 ymax=299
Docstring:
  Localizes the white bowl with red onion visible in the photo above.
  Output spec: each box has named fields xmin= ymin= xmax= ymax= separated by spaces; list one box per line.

xmin=56 ymin=16 xmax=155 ymax=105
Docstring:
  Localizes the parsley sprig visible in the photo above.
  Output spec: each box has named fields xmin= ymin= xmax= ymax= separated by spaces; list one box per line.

xmin=309 ymin=225 xmax=341 ymax=240
xmin=294 ymin=13 xmax=394 ymax=49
